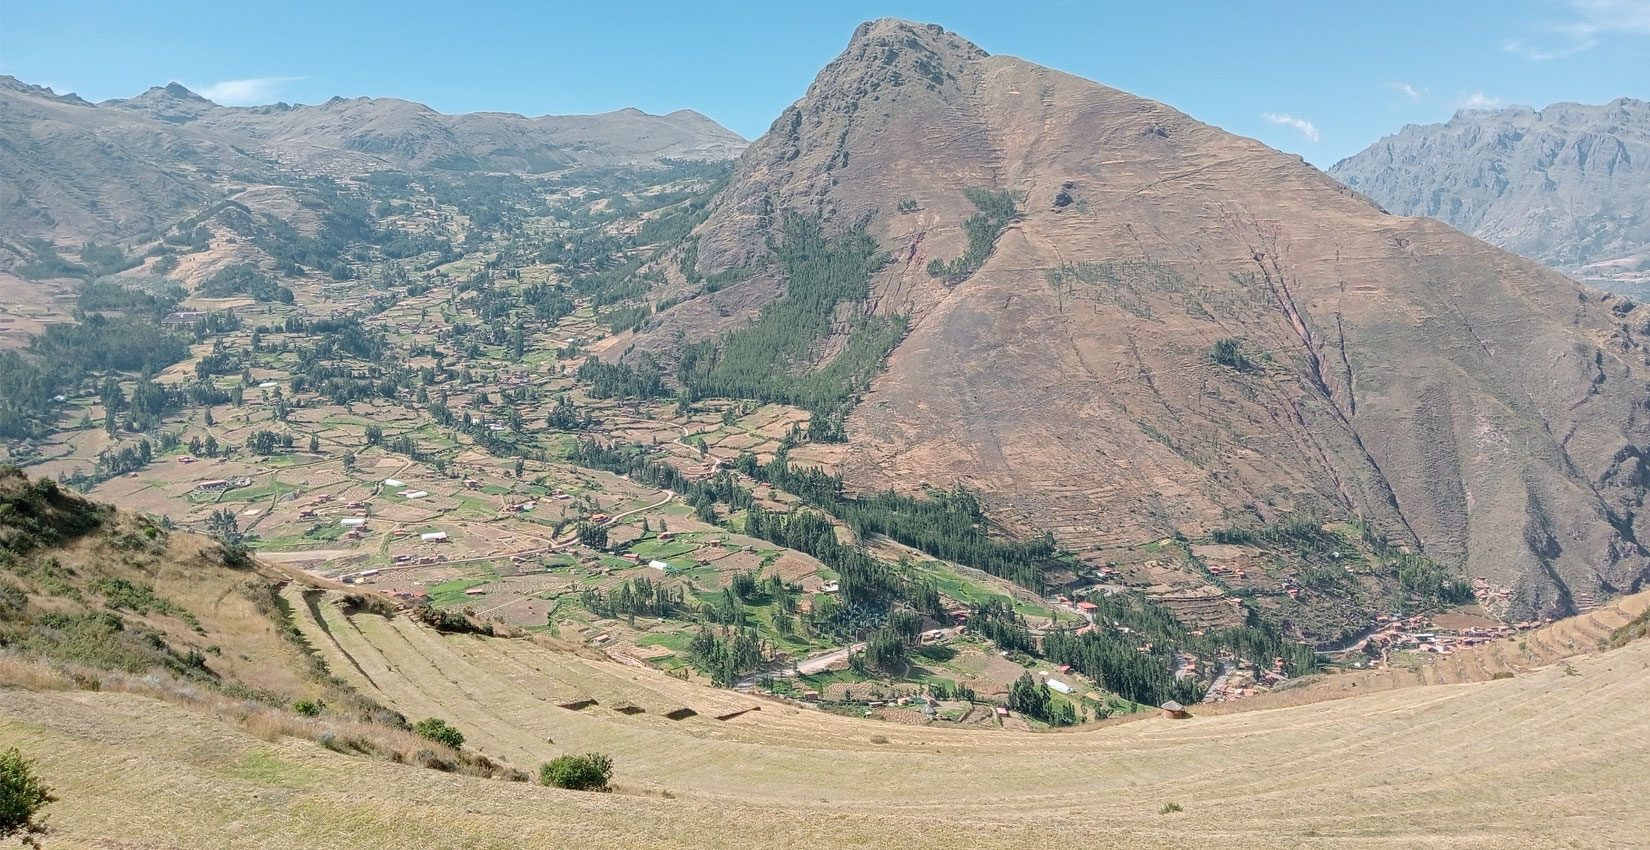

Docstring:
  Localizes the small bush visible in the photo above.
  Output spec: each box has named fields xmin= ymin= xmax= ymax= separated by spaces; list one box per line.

xmin=412 ymin=717 xmax=464 ymax=749
xmin=0 ymin=747 xmax=56 ymax=845
xmin=1160 ymin=801 xmax=1183 ymax=814
xmin=1490 ymin=671 xmax=1514 ymax=680
xmin=293 ymin=699 xmax=322 ymax=717
xmin=539 ymin=752 xmax=614 ymax=792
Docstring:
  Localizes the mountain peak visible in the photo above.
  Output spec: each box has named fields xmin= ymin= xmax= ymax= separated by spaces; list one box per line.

xmin=794 ymin=18 xmax=989 ymax=118
xmin=0 ymin=75 xmax=89 ymax=105
xmin=848 ymin=18 xmax=988 ymax=57
xmin=828 ymin=19 xmax=988 ymax=87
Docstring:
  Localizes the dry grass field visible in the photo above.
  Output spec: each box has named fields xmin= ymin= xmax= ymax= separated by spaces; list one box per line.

xmin=5 ymin=595 xmax=1648 ymax=848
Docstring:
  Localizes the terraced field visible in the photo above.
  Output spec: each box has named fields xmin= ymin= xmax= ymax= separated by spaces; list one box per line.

xmin=199 ymin=585 xmax=1650 ymax=848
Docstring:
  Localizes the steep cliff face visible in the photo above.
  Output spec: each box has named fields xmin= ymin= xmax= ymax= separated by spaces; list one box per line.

xmin=1329 ymin=100 xmax=1650 ymax=290
xmin=661 ymin=20 xmax=1650 ymax=618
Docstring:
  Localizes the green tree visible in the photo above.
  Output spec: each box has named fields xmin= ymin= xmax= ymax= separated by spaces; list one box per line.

xmin=0 ymin=747 xmax=55 ymax=847
xmin=539 ymin=753 xmax=614 ymax=791
xmin=206 ymin=508 xmax=240 ymax=542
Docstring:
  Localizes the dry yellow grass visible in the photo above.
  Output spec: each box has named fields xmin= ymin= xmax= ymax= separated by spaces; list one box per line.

xmin=5 ymin=624 xmax=1649 ymax=848
xmin=123 ymin=587 xmax=1628 ymax=848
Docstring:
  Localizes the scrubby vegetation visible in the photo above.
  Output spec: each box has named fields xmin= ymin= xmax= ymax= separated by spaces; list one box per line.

xmin=412 ymin=717 xmax=465 ymax=749
xmin=0 ymin=747 xmax=54 ymax=847
xmin=539 ymin=752 xmax=614 ymax=791
xmin=925 ymin=188 xmax=1019 ymax=282
xmin=1209 ymin=338 xmax=1255 ymax=372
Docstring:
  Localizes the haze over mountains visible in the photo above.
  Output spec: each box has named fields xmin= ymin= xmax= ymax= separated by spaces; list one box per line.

xmin=652 ymin=20 xmax=1650 ymax=619
xmin=1331 ymin=99 xmax=1650 ymax=294
xmin=0 ymin=75 xmax=745 ymax=243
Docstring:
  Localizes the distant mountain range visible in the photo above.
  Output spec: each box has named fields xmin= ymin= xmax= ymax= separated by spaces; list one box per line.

xmin=1330 ymin=99 xmax=1650 ymax=294
xmin=0 ymin=76 xmax=746 ymax=242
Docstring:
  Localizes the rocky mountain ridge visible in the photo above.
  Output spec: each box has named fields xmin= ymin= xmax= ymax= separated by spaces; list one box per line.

xmin=0 ymin=75 xmax=746 ymax=243
xmin=1329 ymin=98 xmax=1650 ymax=292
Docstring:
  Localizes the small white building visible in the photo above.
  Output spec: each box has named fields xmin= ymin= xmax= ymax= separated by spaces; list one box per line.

xmin=1047 ymin=679 xmax=1073 ymax=695
xmin=420 ymin=531 xmax=448 ymax=543
xmin=340 ymin=518 xmax=367 ymax=528
xmin=384 ymin=478 xmax=405 ymax=487
xmin=648 ymin=560 xmax=669 ymax=571
xmin=401 ymin=490 xmax=429 ymax=499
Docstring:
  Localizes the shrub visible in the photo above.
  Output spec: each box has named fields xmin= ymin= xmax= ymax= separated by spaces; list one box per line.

xmin=539 ymin=752 xmax=614 ymax=791
xmin=413 ymin=749 xmax=457 ymax=772
xmin=293 ymin=699 xmax=322 ymax=717
xmin=412 ymin=717 xmax=464 ymax=749
xmin=1160 ymin=801 xmax=1183 ymax=814
xmin=1490 ymin=671 xmax=1514 ymax=680
xmin=0 ymin=747 xmax=55 ymax=845
xmin=1209 ymin=338 xmax=1254 ymax=372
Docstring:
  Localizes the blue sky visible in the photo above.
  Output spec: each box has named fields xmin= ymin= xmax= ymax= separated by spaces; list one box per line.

xmin=2 ymin=0 xmax=1646 ymax=166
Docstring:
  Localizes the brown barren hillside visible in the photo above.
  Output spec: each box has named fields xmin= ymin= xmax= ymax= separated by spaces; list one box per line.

xmin=646 ymin=19 xmax=1650 ymax=619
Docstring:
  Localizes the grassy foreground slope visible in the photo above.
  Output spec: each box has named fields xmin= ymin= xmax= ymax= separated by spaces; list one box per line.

xmin=8 ymin=591 xmax=1638 ymax=848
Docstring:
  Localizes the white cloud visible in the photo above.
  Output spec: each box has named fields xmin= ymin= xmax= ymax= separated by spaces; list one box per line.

xmin=1457 ymin=92 xmax=1505 ymax=109
xmin=1388 ymin=81 xmax=1425 ymax=101
xmin=1261 ymin=112 xmax=1321 ymax=143
xmin=1503 ymin=0 xmax=1650 ymax=60
xmin=195 ymin=76 xmax=303 ymax=105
